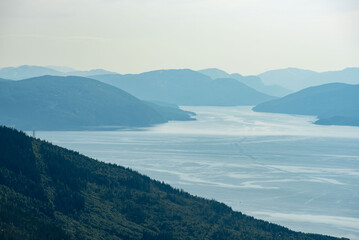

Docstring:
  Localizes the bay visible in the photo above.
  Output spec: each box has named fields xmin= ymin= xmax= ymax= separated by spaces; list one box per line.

xmin=36 ymin=106 xmax=359 ymax=240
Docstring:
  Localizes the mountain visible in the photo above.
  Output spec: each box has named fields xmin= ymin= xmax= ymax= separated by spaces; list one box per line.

xmin=198 ymin=68 xmax=291 ymax=97
xmin=46 ymin=65 xmax=77 ymax=73
xmin=204 ymin=78 xmax=275 ymax=105
xmin=67 ymin=69 xmax=116 ymax=77
xmin=145 ymin=101 xmax=195 ymax=121
xmin=0 ymin=65 xmax=64 ymax=80
xmin=90 ymin=69 xmax=275 ymax=106
xmin=198 ymin=68 xmax=233 ymax=79
xmin=0 ymin=65 xmax=116 ymax=80
xmin=0 ymin=75 xmax=194 ymax=130
xmin=258 ymin=67 xmax=359 ymax=91
xmin=230 ymin=75 xmax=291 ymax=97
xmin=0 ymin=125 xmax=347 ymax=240
xmin=253 ymin=83 xmax=359 ymax=127
xmin=46 ymin=66 xmax=115 ymax=76
xmin=315 ymin=116 xmax=359 ymax=127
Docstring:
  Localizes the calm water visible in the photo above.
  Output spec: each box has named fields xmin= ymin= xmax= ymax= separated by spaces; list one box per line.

xmin=36 ymin=106 xmax=359 ymax=240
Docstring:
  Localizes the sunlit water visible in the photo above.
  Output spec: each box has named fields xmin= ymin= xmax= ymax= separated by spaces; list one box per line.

xmin=36 ymin=106 xmax=359 ymax=240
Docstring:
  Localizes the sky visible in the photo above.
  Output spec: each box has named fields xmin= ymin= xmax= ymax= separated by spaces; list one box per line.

xmin=0 ymin=0 xmax=358 ymax=75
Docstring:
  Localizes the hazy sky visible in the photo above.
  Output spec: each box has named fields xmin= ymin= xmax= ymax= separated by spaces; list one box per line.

xmin=0 ymin=0 xmax=358 ymax=75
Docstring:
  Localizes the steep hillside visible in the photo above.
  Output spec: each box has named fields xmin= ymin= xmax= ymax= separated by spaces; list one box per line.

xmin=0 ymin=76 xmax=193 ymax=130
xmin=0 ymin=126 xmax=347 ymax=240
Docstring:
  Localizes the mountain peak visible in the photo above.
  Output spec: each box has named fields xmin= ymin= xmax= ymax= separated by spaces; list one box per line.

xmin=198 ymin=68 xmax=230 ymax=79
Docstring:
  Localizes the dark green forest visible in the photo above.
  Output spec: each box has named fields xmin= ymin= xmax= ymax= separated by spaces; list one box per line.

xmin=0 ymin=126 xmax=348 ymax=240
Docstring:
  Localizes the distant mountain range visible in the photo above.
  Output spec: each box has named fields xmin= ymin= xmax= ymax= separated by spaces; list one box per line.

xmin=2 ymin=65 xmax=358 ymax=97
xmin=0 ymin=65 xmax=64 ymax=80
xmin=46 ymin=65 xmax=77 ymax=72
xmin=0 ymin=66 xmax=277 ymax=105
xmin=67 ymin=69 xmax=116 ymax=77
xmin=0 ymin=65 xmax=115 ymax=80
xmin=253 ymin=83 xmax=359 ymax=127
xmin=2 ymin=65 xmax=359 ymax=115
xmin=199 ymin=68 xmax=291 ymax=97
xmin=258 ymin=67 xmax=359 ymax=91
xmin=0 ymin=125 xmax=346 ymax=240
xmin=90 ymin=69 xmax=275 ymax=106
xmin=0 ymin=76 xmax=194 ymax=130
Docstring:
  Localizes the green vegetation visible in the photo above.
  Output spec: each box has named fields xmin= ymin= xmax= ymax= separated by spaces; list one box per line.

xmin=0 ymin=126 xmax=348 ymax=240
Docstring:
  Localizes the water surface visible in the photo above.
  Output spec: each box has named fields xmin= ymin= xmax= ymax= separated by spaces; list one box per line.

xmin=36 ymin=106 xmax=359 ymax=239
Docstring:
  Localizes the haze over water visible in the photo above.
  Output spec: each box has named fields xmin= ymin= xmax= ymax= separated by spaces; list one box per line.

xmin=36 ymin=106 xmax=359 ymax=240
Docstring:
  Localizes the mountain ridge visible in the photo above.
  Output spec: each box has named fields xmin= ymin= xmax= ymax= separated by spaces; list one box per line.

xmin=253 ymin=83 xmax=359 ymax=127
xmin=0 ymin=65 xmax=115 ymax=80
xmin=258 ymin=67 xmax=359 ymax=91
xmin=198 ymin=68 xmax=291 ymax=97
xmin=0 ymin=75 xmax=194 ymax=130
xmin=90 ymin=69 xmax=275 ymax=106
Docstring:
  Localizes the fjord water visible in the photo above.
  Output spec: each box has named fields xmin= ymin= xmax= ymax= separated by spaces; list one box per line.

xmin=36 ymin=106 xmax=359 ymax=240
